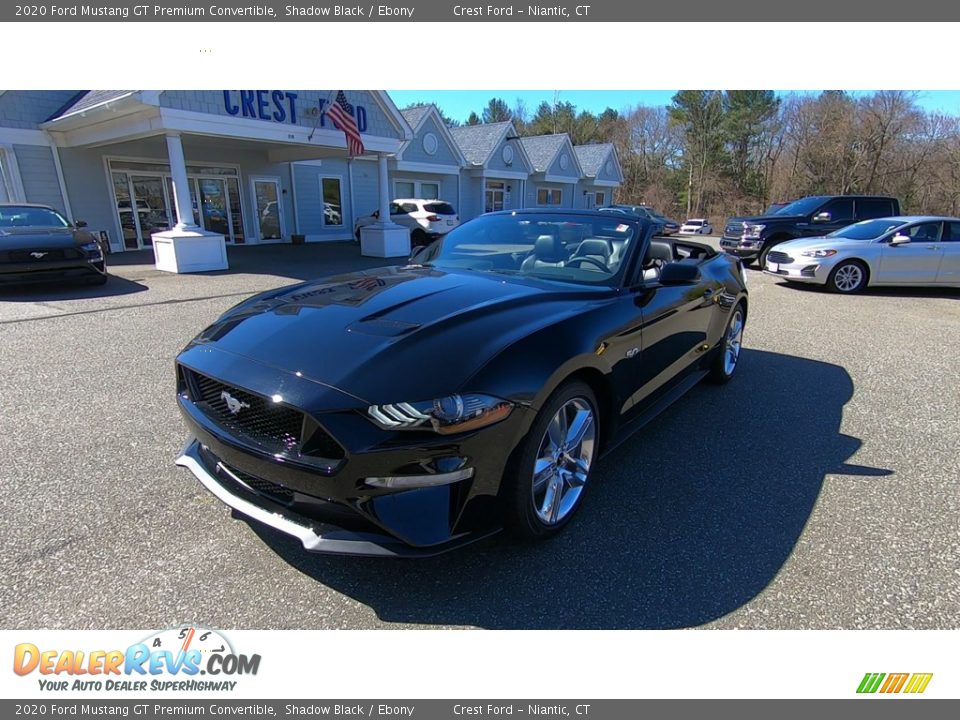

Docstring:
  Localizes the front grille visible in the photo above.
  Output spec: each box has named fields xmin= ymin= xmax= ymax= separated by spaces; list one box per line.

xmin=185 ymin=369 xmax=305 ymax=455
xmin=767 ymin=251 xmax=794 ymax=265
xmin=724 ymin=223 xmax=743 ymax=238
xmin=219 ymin=461 xmax=295 ymax=506
xmin=6 ymin=248 xmax=81 ymax=263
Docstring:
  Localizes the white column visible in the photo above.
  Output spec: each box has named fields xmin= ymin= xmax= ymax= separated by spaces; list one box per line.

xmin=359 ymin=152 xmax=409 ymax=258
xmin=377 ymin=153 xmax=391 ymax=224
xmin=166 ymin=133 xmax=197 ymax=228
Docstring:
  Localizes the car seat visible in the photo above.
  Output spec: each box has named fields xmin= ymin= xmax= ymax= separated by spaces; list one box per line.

xmin=521 ymin=233 xmax=567 ymax=272
xmin=570 ymin=239 xmax=612 ymax=271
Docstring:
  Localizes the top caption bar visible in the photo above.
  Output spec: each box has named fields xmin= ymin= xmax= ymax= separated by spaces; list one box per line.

xmin=4 ymin=0 xmax=959 ymax=22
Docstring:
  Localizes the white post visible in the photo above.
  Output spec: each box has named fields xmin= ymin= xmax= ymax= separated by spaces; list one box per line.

xmin=359 ymin=152 xmax=409 ymax=258
xmin=166 ymin=132 xmax=197 ymax=228
xmin=151 ymin=132 xmax=227 ymax=273
xmin=377 ymin=152 xmax=391 ymax=224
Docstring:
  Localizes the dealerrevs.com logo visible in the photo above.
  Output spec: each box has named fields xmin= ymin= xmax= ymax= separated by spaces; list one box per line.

xmin=13 ymin=627 xmax=261 ymax=692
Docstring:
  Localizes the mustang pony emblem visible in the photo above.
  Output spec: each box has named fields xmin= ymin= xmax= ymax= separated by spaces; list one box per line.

xmin=29 ymin=251 xmax=48 ymax=259
xmin=220 ymin=390 xmax=250 ymax=415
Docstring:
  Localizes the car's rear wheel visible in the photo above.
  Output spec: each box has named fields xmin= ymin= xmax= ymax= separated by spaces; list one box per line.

xmin=708 ymin=302 xmax=745 ymax=384
xmin=827 ymin=260 xmax=868 ymax=293
xmin=505 ymin=381 xmax=599 ymax=540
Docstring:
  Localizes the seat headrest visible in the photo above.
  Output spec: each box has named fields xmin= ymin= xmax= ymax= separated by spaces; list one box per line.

xmin=646 ymin=241 xmax=674 ymax=263
xmin=534 ymin=234 xmax=565 ymax=262
xmin=574 ymin=239 xmax=611 ymax=259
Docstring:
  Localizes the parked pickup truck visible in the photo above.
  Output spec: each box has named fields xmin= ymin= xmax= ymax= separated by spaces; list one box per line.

xmin=720 ymin=195 xmax=902 ymax=267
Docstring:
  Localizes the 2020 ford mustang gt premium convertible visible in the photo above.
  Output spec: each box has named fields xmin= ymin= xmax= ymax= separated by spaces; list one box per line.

xmin=175 ymin=210 xmax=748 ymax=556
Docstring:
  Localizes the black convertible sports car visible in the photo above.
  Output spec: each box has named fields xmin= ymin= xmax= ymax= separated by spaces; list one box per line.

xmin=175 ymin=209 xmax=748 ymax=556
xmin=0 ymin=203 xmax=108 ymax=286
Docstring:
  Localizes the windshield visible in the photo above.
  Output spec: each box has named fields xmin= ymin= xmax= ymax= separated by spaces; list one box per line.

xmin=772 ymin=197 xmax=828 ymax=216
xmin=0 ymin=205 xmax=70 ymax=228
xmin=416 ymin=213 xmax=639 ymax=286
xmin=826 ymin=218 xmax=906 ymax=240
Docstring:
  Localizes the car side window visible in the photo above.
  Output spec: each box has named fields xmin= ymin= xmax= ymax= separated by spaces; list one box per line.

xmin=400 ymin=203 xmax=418 ymax=214
xmin=905 ymin=223 xmax=941 ymax=242
xmin=855 ymin=199 xmax=894 ymax=220
xmin=942 ymin=222 xmax=960 ymax=241
xmin=389 ymin=203 xmax=404 ymax=215
xmin=819 ymin=199 xmax=854 ymax=223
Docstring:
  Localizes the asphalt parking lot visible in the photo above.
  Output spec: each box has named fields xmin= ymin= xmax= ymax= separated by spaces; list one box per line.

xmin=1 ymin=241 xmax=957 ymax=630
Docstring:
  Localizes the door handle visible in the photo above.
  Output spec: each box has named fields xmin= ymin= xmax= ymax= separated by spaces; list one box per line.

xmin=927 ymin=245 xmax=940 ymax=250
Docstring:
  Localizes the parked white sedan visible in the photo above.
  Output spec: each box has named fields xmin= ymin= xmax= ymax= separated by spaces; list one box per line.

xmin=763 ymin=216 xmax=960 ymax=292
xmin=354 ymin=199 xmax=459 ymax=248
xmin=680 ymin=218 xmax=713 ymax=235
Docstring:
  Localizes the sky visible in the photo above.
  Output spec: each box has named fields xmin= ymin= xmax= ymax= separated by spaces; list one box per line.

xmin=388 ymin=90 xmax=960 ymax=123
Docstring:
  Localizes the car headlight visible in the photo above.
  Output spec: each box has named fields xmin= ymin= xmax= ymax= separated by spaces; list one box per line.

xmin=744 ymin=224 xmax=765 ymax=238
xmin=80 ymin=241 xmax=103 ymax=259
xmin=367 ymin=393 xmax=513 ymax=434
xmin=800 ymin=249 xmax=838 ymax=258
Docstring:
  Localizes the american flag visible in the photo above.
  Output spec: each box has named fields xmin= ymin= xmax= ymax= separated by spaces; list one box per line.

xmin=325 ymin=91 xmax=364 ymax=156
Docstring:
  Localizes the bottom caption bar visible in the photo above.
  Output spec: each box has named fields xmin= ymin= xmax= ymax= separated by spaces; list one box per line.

xmin=3 ymin=700 xmax=958 ymax=718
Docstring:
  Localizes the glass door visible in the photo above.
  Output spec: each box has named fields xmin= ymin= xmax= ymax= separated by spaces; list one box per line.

xmin=130 ymin=175 xmax=172 ymax=246
xmin=226 ymin=177 xmax=245 ymax=244
xmin=252 ymin=178 xmax=283 ymax=242
xmin=197 ymin=178 xmax=231 ymax=237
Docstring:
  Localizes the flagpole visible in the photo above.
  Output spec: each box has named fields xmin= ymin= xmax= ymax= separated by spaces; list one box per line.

xmin=307 ymin=89 xmax=338 ymax=142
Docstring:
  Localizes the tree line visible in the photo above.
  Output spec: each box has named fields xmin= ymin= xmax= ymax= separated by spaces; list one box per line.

xmin=419 ymin=91 xmax=960 ymax=225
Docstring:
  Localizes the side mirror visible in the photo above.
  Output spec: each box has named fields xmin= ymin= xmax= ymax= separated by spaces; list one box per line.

xmin=889 ymin=234 xmax=911 ymax=246
xmin=75 ymin=220 xmax=88 ymax=228
xmin=812 ymin=212 xmax=832 ymax=223
xmin=659 ymin=261 xmax=701 ymax=285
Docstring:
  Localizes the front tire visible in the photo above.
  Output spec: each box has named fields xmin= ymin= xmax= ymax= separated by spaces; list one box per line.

xmin=827 ymin=260 xmax=868 ymax=293
xmin=505 ymin=381 xmax=599 ymax=540
xmin=708 ymin=302 xmax=745 ymax=384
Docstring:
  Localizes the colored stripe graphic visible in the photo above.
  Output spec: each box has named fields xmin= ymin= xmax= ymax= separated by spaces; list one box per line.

xmin=857 ymin=673 xmax=886 ymax=693
xmin=880 ymin=673 xmax=909 ymax=693
xmin=857 ymin=672 xmax=933 ymax=694
xmin=903 ymin=673 xmax=933 ymax=694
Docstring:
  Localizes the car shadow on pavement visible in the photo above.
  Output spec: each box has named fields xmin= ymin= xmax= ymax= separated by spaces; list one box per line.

xmin=770 ymin=279 xmax=959 ymax=300
xmin=246 ymin=348 xmax=891 ymax=629
xmin=0 ymin=275 xmax=147 ymax=302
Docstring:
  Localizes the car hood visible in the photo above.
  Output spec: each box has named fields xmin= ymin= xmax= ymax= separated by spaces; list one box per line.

xmin=727 ymin=213 xmax=805 ymax=225
xmin=0 ymin=226 xmax=88 ymax=249
xmin=776 ymin=236 xmax=873 ymax=253
xmin=184 ymin=265 xmax=609 ymax=405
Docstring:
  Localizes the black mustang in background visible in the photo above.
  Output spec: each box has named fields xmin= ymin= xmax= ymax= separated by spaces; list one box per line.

xmin=0 ymin=203 xmax=107 ymax=286
xmin=175 ymin=209 xmax=748 ymax=556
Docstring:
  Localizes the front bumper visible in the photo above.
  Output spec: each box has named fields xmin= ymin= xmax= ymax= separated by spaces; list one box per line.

xmin=173 ymin=360 xmax=534 ymax=556
xmin=0 ymin=258 xmax=106 ymax=285
xmin=719 ymin=237 xmax=763 ymax=259
xmin=177 ymin=438 xmax=497 ymax=557
xmin=762 ymin=258 xmax=828 ymax=284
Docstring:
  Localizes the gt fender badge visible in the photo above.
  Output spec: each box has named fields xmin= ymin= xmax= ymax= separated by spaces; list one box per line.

xmin=626 ymin=347 xmax=640 ymax=358
xmin=220 ymin=391 xmax=250 ymax=415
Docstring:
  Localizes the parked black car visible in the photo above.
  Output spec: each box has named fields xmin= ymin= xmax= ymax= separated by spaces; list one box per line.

xmin=0 ymin=203 xmax=107 ymax=286
xmin=175 ymin=209 xmax=748 ymax=556
xmin=600 ymin=205 xmax=680 ymax=236
xmin=720 ymin=195 xmax=902 ymax=267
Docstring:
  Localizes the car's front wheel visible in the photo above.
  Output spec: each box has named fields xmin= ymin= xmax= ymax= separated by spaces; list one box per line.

xmin=708 ymin=302 xmax=745 ymax=384
xmin=505 ymin=381 xmax=599 ymax=539
xmin=827 ymin=260 xmax=868 ymax=293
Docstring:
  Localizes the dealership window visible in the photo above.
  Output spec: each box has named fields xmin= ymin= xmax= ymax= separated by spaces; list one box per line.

xmin=537 ymin=188 xmax=563 ymax=206
xmin=394 ymin=179 xmax=441 ymax=200
xmin=320 ymin=176 xmax=344 ymax=227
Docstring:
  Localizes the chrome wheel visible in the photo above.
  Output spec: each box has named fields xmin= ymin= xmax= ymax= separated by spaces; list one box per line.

xmin=531 ymin=398 xmax=596 ymax=525
xmin=833 ymin=263 xmax=864 ymax=292
xmin=724 ymin=308 xmax=744 ymax=376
